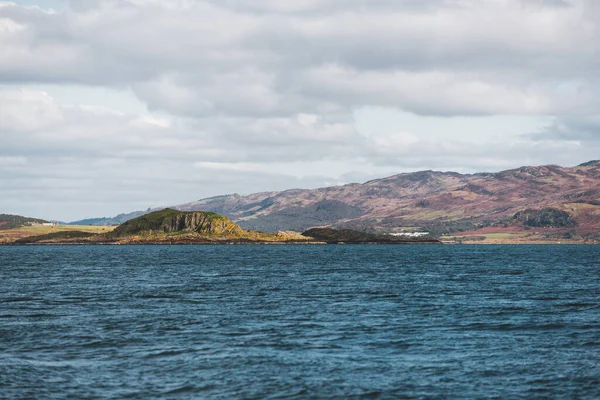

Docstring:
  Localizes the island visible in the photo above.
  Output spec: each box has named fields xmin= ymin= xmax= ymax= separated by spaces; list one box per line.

xmin=7 ymin=209 xmax=441 ymax=245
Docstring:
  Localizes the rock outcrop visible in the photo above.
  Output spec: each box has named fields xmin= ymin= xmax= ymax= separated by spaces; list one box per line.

xmin=109 ymin=208 xmax=243 ymax=237
xmin=512 ymin=208 xmax=575 ymax=228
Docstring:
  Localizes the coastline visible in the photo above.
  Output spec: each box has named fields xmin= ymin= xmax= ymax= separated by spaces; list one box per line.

xmin=2 ymin=240 xmax=443 ymax=246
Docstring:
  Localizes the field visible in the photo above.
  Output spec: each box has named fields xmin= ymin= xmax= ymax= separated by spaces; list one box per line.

xmin=0 ymin=225 xmax=115 ymax=244
xmin=440 ymin=229 xmax=599 ymax=244
xmin=441 ymin=232 xmax=527 ymax=243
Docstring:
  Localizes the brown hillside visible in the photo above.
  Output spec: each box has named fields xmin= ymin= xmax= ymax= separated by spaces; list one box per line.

xmin=174 ymin=161 xmax=600 ymax=237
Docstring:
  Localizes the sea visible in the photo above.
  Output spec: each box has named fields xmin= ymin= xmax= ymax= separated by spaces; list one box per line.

xmin=1 ymin=244 xmax=599 ymax=399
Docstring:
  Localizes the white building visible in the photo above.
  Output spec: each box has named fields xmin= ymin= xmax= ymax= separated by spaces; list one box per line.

xmin=389 ymin=232 xmax=430 ymax=237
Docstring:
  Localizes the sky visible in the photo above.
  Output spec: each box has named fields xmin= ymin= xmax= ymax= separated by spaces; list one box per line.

xmin=1 ymin=0 xmax=599 ymax=221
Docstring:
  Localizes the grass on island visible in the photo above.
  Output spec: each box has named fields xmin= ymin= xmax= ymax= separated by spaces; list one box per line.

xmin=102 ymin=228 xmax=311 ymax=244
xmin=409 ymin=209 xmax=465 ymax=221
xmin=477 ymin=233 xmax=529 ymax=239
xmin=0 ymin=225 xmax=116 ymax=243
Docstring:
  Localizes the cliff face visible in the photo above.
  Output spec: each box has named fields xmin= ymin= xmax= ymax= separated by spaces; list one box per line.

xmin=162 ymin=212 xmax=241 ymax=234
xmin=110 ymin=208 xmax=242 ymax=237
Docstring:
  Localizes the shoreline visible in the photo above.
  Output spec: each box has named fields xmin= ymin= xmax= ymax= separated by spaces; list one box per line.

xmin=2 ymin=241 xmax=598 ymax=246
xmin=1 ymin=241 xmax=442 ymax=246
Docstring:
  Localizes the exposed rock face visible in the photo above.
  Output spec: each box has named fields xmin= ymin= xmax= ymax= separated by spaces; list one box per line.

xmin=110 ymin=209 xmax=242 ymax=237
xmin=161 ymin=212 xmax=241 ymax=234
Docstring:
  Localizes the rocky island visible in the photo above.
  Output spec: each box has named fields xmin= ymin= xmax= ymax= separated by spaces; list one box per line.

xmin=10 ymin=209 xmax=441 ymax=245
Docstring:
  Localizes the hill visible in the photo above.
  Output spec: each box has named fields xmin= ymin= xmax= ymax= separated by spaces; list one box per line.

xmin=13 ymin=209 xmax=314 ymax=244
xmin=66 ymin=210 xmax=146 ymax=226
xmin=174 ymin=160 xmax=600 ymax=239
xmin=108 ymin=208 xmax=243 ymax=237
xmin=70 ymin=160 xmax=600 ymax=242
xmin=0 ymin=214 xmax=47 ymax=230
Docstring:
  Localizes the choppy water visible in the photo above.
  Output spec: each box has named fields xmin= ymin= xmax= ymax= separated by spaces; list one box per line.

xmin=1 ymin=245 xmax=599 ymax=399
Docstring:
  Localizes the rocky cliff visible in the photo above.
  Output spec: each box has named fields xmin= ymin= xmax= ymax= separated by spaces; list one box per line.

xmin=109 ymin=208 xmax=243 ymax=237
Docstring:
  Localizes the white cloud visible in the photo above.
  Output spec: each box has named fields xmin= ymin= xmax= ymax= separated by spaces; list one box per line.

xmin=2 ymin=0 xmax=599 ymax=116
xmin=0 ymin=89 xmax=63 ymax=131
xmin=0 ymin=0 xmax=599 ymax=219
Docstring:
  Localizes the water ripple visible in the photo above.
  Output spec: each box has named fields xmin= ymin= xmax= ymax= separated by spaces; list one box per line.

xmin=1 ymin=244 xmax=599 ymax=399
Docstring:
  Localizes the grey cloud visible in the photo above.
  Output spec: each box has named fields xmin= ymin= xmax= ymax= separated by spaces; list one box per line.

xmin=2 ymin=0 xmax=599 ymax=117
xmin=0 ymin=154 xmax=344 ymax=221
xmin=366 ymin=137 xmax=599 ymax=172
xmin=0 ymin=89 xmax=362 ymax=163
xmin=2 ymin=0 xmax=600 ymax=219
xmin=530 ymin=116 xmax=600 ymax=142
xmin=2 ymin=87 xmax=596 ymax=220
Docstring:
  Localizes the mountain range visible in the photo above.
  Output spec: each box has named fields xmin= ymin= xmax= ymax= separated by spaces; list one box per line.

xmin=68 ymin=160 xmax=600 ymax=238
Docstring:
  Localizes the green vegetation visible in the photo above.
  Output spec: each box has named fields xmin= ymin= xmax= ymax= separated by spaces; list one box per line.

xmin=2 ymin=209 xmax=316 ymax=244
xmin=108 ymin=208 xmax=238 ymax=237
xmin=15 ymin=231 xmax=96 ymax=244
xmin=513 ymin=208 xmax=574 ymax=228
xmin=410 ymin=209 xmax=465 ymax=221
xmin=0 ymin=225 xmax=115 ymax=244
xmin=0 ymin=214 xmax=47 ymax=230
xmin=480 ymin=233 xmax=528 ymax=239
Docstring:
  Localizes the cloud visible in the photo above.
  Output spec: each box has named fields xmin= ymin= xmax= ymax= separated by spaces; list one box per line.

xmin=2 ymin=0 xmax=599 ymax=116
xmin=0 ymin=88 xmax=361 ymax=161
xmin=1 ymin=0 xmax=599 ymax=219
xmin=366 ymin=134 xmax=597 ymax=171
xmin=530 ymin=115 xmax=600 ymax=142
xmin=0 ymin=89 xmax=63 ymax=131
xmin=0 ymin=88 xmax=366 ymax=219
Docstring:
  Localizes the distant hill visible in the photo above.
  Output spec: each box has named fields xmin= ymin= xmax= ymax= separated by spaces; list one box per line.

xmin=0 ymin=214 xmax=47 ymax=230
xmin=72 ymin=160 xmax=600 ymax=238
xmin=67 ymin=210 xmax=146 ymax=226
xmin=174 ymin=160 xmax=600 ymax=236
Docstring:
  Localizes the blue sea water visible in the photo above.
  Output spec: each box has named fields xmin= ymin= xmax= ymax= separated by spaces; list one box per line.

xmin=1 ymin=244 xmax=599 ymax=399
